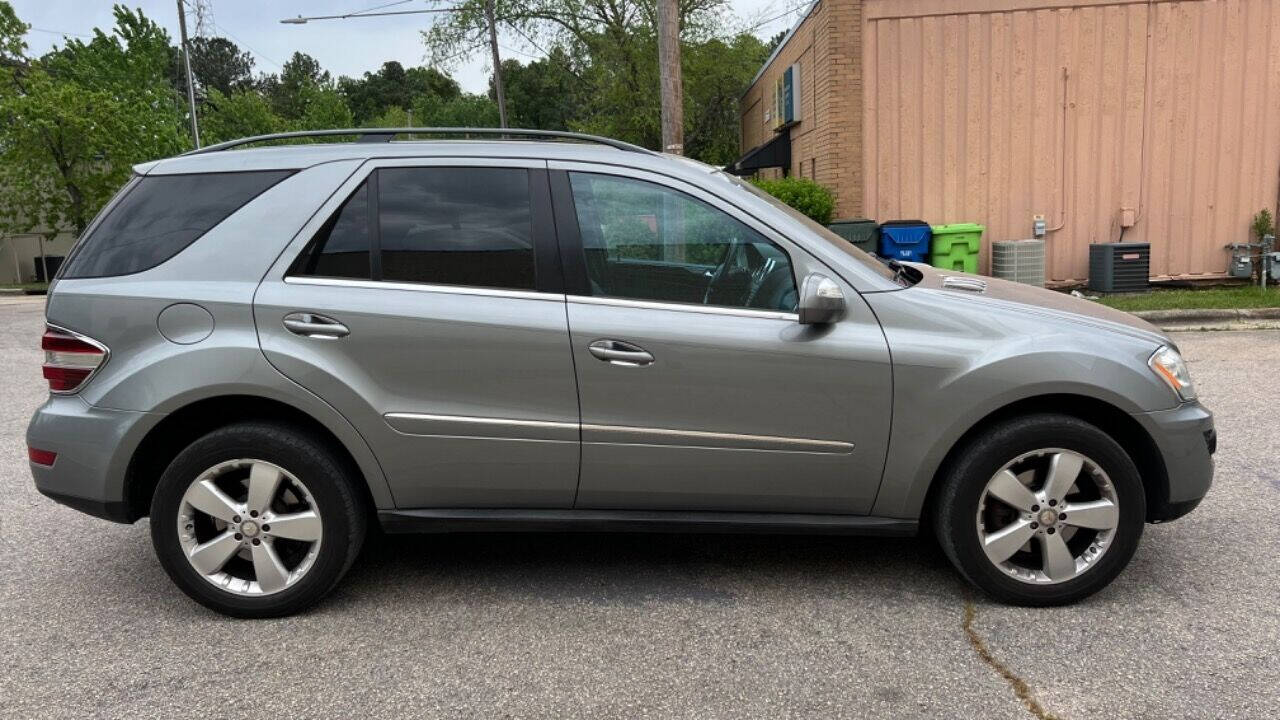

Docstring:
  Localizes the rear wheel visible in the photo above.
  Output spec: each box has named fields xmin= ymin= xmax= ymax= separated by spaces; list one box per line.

xmin=933 ymin=414 xmax=1146 ymax=606
xmin=150 ymin=422 xmax=365 ymax=617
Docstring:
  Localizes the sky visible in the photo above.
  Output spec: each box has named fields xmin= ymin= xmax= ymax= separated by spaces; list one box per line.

xmin=12 ymin=0 xmax=809 ymax=93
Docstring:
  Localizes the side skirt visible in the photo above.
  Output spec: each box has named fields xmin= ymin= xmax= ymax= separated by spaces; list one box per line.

xmin=378 ymin=508 xmax=919 ymax=536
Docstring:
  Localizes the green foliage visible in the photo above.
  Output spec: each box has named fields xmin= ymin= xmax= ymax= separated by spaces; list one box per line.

xmin=0 ymin=0 xmax=25 ymax=64
xmin=421 ymin=0 xmax=762 ymax=165
xmin=682 ymin=34 xmax=771 ymax=164
xmin=0 ymin=3 xmax=185 ymax=237
xmin=1251 ymin=209 xmax=1275 ymax=240
xmin=340 ymin=61 xmax=460 ymax=124
xmin=362 ymin=105 xmax=412 ymax=128
xmin=200 ymin=89 xmax=281 ymax=144
xmin=413 ymin=93 xmax=500 ymax=127
xmin=260 ymin=52 xmax=332 ymax=120
xmin=0 ymin=0 xmax=785 ymax=238
xmin=751 ymin=177 xmax=836 ymax=225
xmin=295 ymin=85 xmax=354 ymax=131
xmin=494 ymin=49 xmax=581 ymax=131
xmin=175 ymin=36 xmax=256 ymax=96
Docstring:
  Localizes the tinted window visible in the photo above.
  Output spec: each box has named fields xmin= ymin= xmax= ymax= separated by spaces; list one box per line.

xmin=290 ymin=182 xmax=370 ymax=279
xmin=62 ymin=170 xmax=292 ymax=278
xmin=569 ymin=173 xmax=797 ymax=311
xmin=379 ymin=167 xmax=535 ymax=290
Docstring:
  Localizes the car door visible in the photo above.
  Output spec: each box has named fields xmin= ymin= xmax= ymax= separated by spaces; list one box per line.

xmin=255 ymin=158 xmax=580 ymax=508
xmin=550 ymin=164 xmax=893 ymax=514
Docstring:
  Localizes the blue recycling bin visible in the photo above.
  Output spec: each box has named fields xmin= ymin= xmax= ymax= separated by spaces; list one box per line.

xmin=878 ymin=220 xmax=931 ymax=262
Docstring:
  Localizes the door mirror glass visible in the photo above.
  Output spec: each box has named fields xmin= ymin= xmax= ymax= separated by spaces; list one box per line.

xmin=797 ymin=273 xmax=845 ymax=325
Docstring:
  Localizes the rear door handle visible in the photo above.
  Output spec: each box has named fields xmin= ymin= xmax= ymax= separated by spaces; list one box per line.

xmin=588 ymin=339 xmax=654 ymax=367
xmin=283 ymin=312 xmax=349 ymax=339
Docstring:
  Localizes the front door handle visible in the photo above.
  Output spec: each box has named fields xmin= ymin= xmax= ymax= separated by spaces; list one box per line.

xmin=588 ymin=339 xmax=654 ymax=367
xmin=283 ymin=312 xmax=349 ymax=339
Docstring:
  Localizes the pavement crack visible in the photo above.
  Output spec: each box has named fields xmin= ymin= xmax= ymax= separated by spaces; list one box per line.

xmin=963 ymin=599 xmax=1063 ymax=720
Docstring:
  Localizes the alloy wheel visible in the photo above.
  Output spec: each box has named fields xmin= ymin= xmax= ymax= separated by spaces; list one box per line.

xmin=176 ymin=459 xmax=323 ymax=596
xmin=975 ymin=448 xmax=1120 ymax=584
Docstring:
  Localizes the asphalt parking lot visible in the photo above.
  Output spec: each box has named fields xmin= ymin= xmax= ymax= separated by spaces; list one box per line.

xmin=1 ymin=294 xmax=1276 ymax=719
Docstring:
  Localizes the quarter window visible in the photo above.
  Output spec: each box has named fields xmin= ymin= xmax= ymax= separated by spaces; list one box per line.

xmin=568 ymin=172 xmax=797 ymax=311
xmin=62 ymin=170 xmax=292 ymax=279
xmin=378 ymin=167 xmax=535 ymax=290
xmin=291 ymin=182 xmax=371 ymax=279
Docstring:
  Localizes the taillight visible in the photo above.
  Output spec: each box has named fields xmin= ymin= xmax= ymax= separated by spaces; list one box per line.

xmin=42 ymin=324 xmax=107 ymax=393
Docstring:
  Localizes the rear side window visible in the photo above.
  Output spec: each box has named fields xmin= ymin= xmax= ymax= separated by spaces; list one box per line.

xmin=62 ymin=170 xmax=292 ymax=279
xmin=378 ymin=167 xmax=535 ymax=290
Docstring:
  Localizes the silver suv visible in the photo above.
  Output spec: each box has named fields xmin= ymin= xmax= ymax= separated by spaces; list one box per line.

xmin=28 ymin=129 xmax=1214 ymax=617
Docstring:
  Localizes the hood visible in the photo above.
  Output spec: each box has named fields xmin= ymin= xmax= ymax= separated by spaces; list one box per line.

xmin=906 ymin=264 xmax=1168 ymax=345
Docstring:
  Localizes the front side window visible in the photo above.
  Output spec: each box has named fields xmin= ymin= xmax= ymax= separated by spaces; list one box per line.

xmin=62 ymin=170 xmax=292 ymax=279
xmin=569 ymin=172 xmax=797 ymax=311
xmin=379 ymin=167 xmax=535 ymax=290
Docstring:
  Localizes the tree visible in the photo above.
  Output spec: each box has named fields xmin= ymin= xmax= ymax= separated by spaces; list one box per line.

xmin=174 ymin=36 xmax=255 ymax=96
xmin=421 ymin=0 xmax=727 ymax=141
xmin=0 ymin=3 xmax=185 ymax=237
xmin=492 ymin=48 xmax=581 ymax=130
xmin=682 ymin=33 xmax=769 ymax=164
xmin=261 ymin=51 xmax=332 ymax=120
xmin=339 ymin=61 xmax=460 ymax=124
xmin=199 ymin=88 xmax=281 ymax=145
xmin=0 ymin=0 xmax=24 ymax=66
xmin=295 ymin=85 xmax=354 ymax=131
xmin=764 ymin=30 xmax=786 ymax=54
xmin=413 ymin=93 xmax=501 ymax=127
xmin=421 ymin=0 xmax=762 ymax=164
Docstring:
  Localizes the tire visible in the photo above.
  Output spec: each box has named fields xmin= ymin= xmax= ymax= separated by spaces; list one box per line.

xmin=150 ymin=421 xmax=366 ymax=618
xmin=932 ymin=413 xmax=1146 ymax=606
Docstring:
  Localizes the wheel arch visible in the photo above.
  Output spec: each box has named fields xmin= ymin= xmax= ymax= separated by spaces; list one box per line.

xmin=123 ymin=394 xmax=385 ymax=523
xmin=917 ymin=394 xmax=1169 ymax=530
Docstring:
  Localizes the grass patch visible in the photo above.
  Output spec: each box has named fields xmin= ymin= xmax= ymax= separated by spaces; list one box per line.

xmin=1095 ymin=285 xmax=1280 ymax=312
xmin=0 ymin=282 xmax=48 ymax=294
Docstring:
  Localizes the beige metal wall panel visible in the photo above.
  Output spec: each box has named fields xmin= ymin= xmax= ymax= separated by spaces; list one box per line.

xmin=863 ymin=0 xmax=1280 ymax=282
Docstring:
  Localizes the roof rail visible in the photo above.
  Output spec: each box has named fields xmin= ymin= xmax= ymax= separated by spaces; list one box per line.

xmin=183 ymin=127 xmax=653 ymax=155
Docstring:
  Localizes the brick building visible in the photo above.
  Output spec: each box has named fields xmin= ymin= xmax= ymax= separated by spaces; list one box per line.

xmin=737 ymin=0 xmax=1280 ymax=284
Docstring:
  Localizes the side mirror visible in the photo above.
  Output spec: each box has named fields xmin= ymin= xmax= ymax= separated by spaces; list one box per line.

xmin=797 ymin=273 xmax=845 ymax=325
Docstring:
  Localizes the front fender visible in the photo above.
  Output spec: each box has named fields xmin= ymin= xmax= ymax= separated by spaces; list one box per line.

xmin=865 ymin=290 xmax=1173 ymax=520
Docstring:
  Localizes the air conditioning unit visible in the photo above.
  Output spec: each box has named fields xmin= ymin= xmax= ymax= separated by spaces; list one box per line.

xmin=1088 ymin=242 xmax=1150 ymax=293
xmin=991 ymin=239 xmax=1045 ymax=287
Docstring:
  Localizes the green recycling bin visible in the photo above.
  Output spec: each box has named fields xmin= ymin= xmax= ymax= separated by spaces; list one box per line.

xmin=826 ymin=219 xmax=880 ymax=256
xmin=930 ymin=223 xmax=984 ymax=274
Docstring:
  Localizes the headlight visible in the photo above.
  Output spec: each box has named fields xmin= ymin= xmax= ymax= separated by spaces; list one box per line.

xmin=1148 ymin=346 xmax=1197 ymax=401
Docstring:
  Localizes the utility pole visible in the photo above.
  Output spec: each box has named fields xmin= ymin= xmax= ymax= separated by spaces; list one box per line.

xmin=656 ymin=0 xmax=682 ymax=155
xmin=176 ymin=0 xmax=201 ymax=148
xmin=484 ymin=0 xmax=508 ymax=128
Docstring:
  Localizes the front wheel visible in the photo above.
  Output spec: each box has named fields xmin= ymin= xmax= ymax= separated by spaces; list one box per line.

xmin=150 ymin=422 xmax=366 ymax=618
xmin=933 ymin=414 xmax=1146 ymax=606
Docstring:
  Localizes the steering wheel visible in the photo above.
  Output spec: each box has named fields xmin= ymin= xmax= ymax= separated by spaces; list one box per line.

xmin=701 ymin=236 xmax=743 ymax=305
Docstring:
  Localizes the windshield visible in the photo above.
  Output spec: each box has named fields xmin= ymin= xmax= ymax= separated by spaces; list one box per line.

xmin=712 ymin=170 xmax=900 ymax=282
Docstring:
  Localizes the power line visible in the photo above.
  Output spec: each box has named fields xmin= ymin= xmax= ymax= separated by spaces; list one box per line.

xmin=209 ymin=20 xmax=282 ymax=68
xmin=744 ymin=2 xmax=812 ymax=33
xmin=26 ymin=26 xmax=93 ymax=38
xmin=349 ymin=0 xmax=416 ymax=16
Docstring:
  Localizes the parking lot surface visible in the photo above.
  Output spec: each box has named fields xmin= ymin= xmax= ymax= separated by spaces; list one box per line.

xmin=1 ymin=295 xmax=1276 ymax=719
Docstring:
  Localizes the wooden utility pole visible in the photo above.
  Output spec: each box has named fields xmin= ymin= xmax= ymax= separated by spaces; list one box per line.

xmin=176 ymin=0 xmax=201 ymax=148
xmin=484 ymin=0 xmax=508 ymax=128
xmin=656 ymin=0 xmax=682 ymax=154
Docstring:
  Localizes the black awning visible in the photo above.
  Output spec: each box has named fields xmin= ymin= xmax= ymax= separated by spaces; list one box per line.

xmin=728 ymin=128 xmax=791 ymax=176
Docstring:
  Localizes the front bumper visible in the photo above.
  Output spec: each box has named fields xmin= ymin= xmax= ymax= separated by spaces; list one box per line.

xmin=1133 ymin=401 xmax=1215 ymax=523
xmin=26 ymin=395 xmax=162 ymax=523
